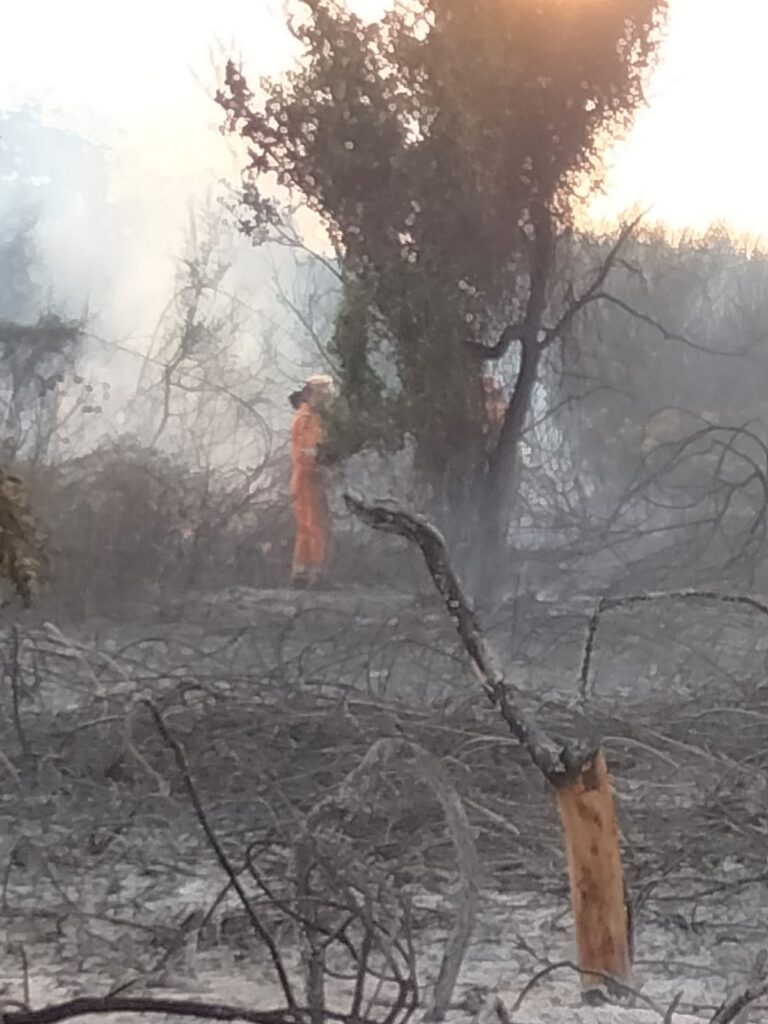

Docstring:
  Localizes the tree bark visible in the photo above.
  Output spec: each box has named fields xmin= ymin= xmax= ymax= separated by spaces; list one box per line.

xmin=554 ymin=751 xmax=631 ymax=997
xmin=477 ymin=204 xmax=554 ymax=582
xmin=484 ymin=336 xmax=541 ymax=534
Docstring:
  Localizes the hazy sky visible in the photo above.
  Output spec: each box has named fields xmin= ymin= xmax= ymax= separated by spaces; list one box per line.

xmin=2 ymin=0 xmax=765 ymax=229
xmin=1 ymin=0 xmax=766 ymax=336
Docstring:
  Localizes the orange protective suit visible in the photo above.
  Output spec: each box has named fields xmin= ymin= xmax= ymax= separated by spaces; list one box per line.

xmin=291 ymin=401 xmax=328 ymax=579
xmin=483 ymin=376 xmax=507 ymax=431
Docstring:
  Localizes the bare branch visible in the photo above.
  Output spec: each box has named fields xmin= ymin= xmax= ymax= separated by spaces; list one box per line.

xmin=306 ymin=735 xmax=479 ymax=1023
xmin=343 ymin=495 xmax=594 ymax=783
xmin=590 ymin=292 xmax=752 ymax=358
xmin=145 ymin=701 xmax=297 ymax=1008
xmin=510 ymin=960 xmax=665 ymax=1017
xmin=467 ymin=211 xmax=644 ymax=360
xmin=579 ymin=590 xmax=768 ymax=701
xmin=0 ymin=996 xmax=348 ymax=1024
xmin=663 ymin=991 xmax=684 ymax=1024
xmin=711 ymin=979 xmax=768 ymax=1024
xmin=466 ymin=321 xmax=525 ymax=362
xmin=545 ymin=210 xmax=647 ymax=343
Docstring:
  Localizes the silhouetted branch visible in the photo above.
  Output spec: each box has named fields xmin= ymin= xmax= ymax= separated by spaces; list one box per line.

xmin=468 ymin=212 xmax=644 ymax=360
xmin=592 ymin=293 xmax=750 ymax=357
xmin=466 ymin=322 xmax=525 ymax=361
xmin=545 ymin=211 xmax=646 ymax=343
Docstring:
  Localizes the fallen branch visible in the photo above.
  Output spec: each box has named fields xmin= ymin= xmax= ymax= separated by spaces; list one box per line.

xmin=0 ymin=996 xmax=347 ymax=1024
xmin=579 ymin=590 xmax=768 ymax=701
xmin=663 ymin=991 xmax=684 ymax=1024
xmin=342 ymin=495 xmax=578 ymax=783
xmin=510 ymin=960 xmax=665 ymax=1017
xmin=7 ymin=626 xmax=31 ymax=758
xmin=711 ymin=981 xmax=768 ymax=1024
xmin=344 ymin=495 xmax=632 ymax=996
xmin=145 ymin=701 xmax=297 ymax=1009
xmin=309 ymin=735 xmax=479 ymax=1022
xmin=711 ymin=949 xmax=768 ymax=1024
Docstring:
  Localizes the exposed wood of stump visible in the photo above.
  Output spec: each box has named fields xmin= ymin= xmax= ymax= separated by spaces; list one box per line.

xmin=554 ymin=751 xmax=631 ymax=995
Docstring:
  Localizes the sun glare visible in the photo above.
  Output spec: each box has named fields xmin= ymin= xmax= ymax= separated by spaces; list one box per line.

xmin=591 ymin=0 xmax=768 ymax=237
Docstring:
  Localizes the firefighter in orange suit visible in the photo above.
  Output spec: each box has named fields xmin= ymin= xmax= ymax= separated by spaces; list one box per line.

xmin=289 ymin=375 xmax=335 ymax=586
xmin=483 ymin=375 xmax=507 ymax=434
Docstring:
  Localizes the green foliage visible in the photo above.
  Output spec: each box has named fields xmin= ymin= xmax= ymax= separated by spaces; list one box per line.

xmin=219 ymin=0 xmax=668 ymax=483
xmin=322 ymin=277 xmax=398 ymax=461
xmin=0 ymin=469 xmax=44 ymax=607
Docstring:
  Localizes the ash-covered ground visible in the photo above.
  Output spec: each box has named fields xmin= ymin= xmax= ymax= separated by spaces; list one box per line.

xmin=1 ymin=586 xmax=768 ymax=1023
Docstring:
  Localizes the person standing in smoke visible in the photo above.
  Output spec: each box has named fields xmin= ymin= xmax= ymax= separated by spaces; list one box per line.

xmin=482 ymin=374 xmax=507 ymax=438
xmin=288 ymin=375 xmax=336 ymax=587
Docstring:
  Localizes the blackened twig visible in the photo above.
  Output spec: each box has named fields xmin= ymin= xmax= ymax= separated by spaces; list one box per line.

xmin=663 ymin=991 xmax=683 ymax=1024
xmin=144 ymin=700 xmax=296 ymax=1008
xmin=510 ymin=960 xmax=664 ymax=1017
xmin=579 ymin=590 xmax=768 ymax=701
xmin=1 ymin=996 xmax=349 ymax=1024
xmin=8 ymin=625 xmax=30 ymax=757
xmin=712 ymin=949 xmax=768 ymax=1024
xmin=711 ymin=981 xmax=768 ymax=1024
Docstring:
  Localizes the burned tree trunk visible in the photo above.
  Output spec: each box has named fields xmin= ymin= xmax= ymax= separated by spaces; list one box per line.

xmin=475 ymin=204 xmax=554 ymax=569
xmin=345 ymin=495 xmax=632 ymax=1002
xmin=554 ymin=751 xmax=631 ymax=995
xmin=483 ymin=335 xmax=541 ymax=534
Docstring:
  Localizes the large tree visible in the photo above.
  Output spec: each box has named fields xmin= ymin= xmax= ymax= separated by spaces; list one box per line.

xmin=218 ymin=0 xmax=668 ymax=568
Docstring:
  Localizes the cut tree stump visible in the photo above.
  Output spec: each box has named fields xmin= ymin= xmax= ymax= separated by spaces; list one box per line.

xmin=554 ymin=750 xmax=631 ymax=998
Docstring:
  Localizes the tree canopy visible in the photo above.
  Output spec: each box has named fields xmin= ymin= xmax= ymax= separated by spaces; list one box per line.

xmin=219 ymin=0 xmax=668 ymax=538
